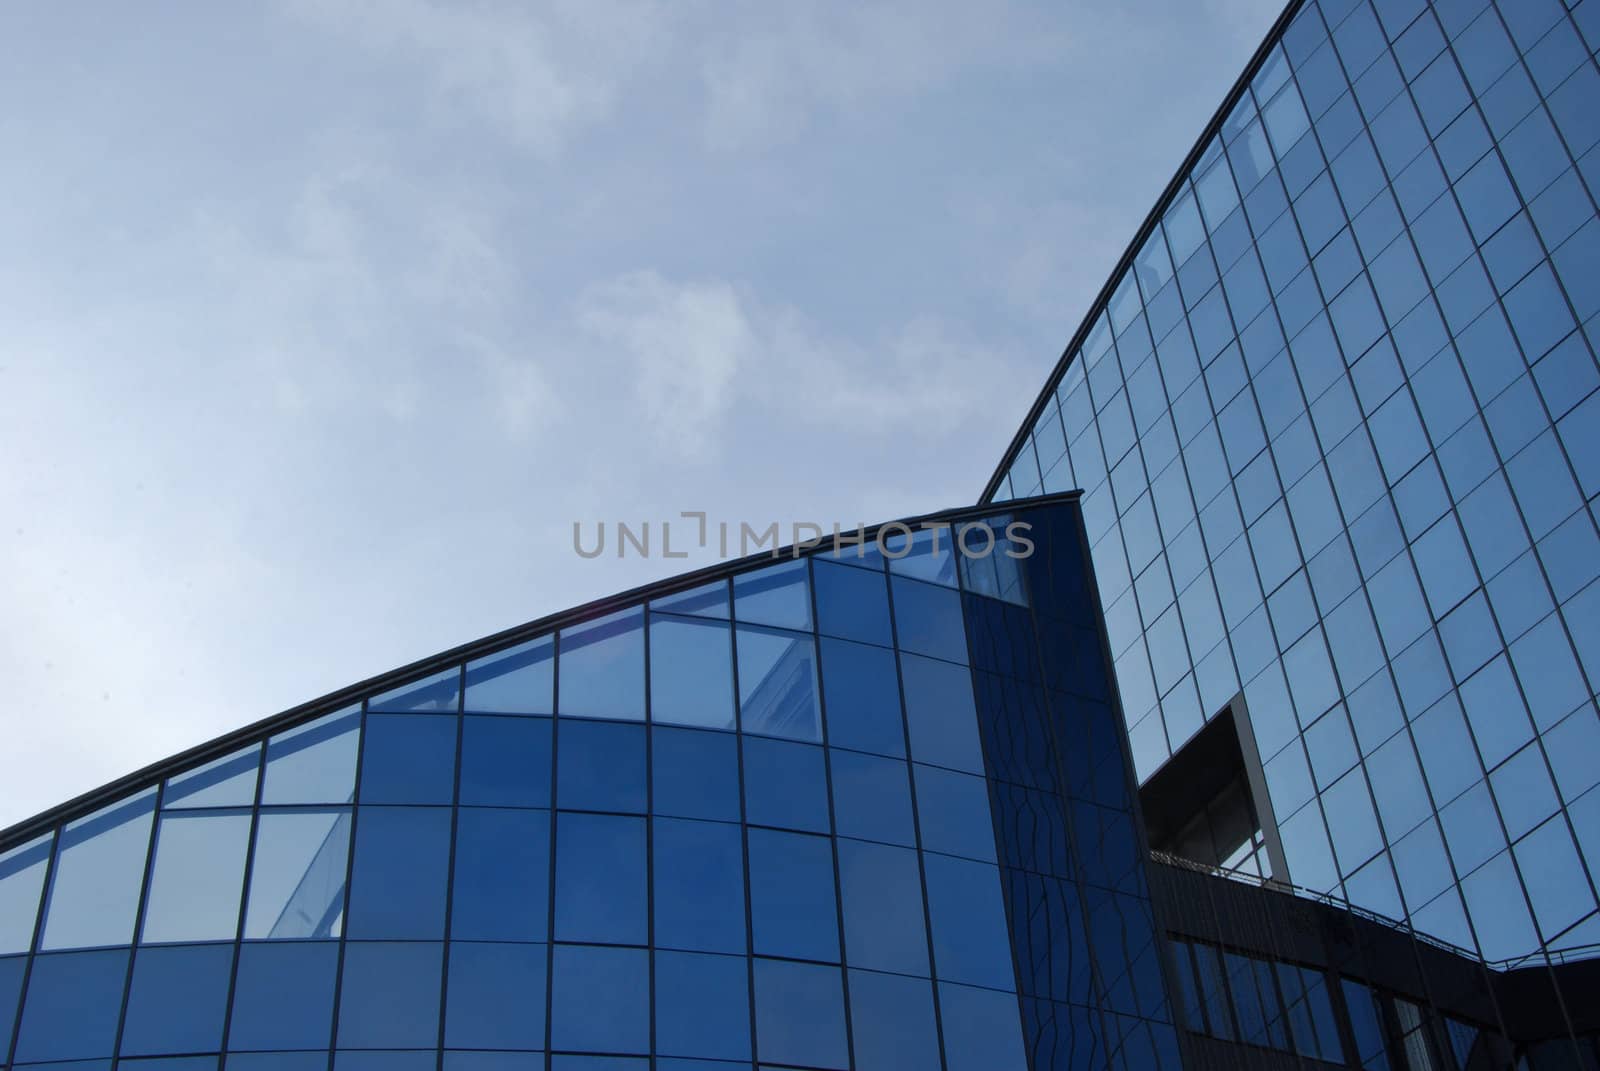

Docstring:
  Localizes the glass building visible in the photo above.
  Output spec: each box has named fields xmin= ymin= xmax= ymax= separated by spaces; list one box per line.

xmin=988 ymin=0 xmax=1600 ymax=969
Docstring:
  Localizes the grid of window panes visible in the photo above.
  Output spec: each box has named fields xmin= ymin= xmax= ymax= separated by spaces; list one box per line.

xmin=993 ymin=0 xmax=1600 ymax=963
xmin=0 ymin=522 xmax=1058 ymax=1071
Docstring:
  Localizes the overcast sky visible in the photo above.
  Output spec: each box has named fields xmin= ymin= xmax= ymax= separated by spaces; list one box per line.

xmin=0 ymin=0 xmax=1282 ymax=828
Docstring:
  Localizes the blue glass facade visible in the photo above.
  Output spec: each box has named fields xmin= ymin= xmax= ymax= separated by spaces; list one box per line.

xmin=988 ymin=0 xmax=1600 ymax=964
xmin=0 ymin=500 xmax=1181 ymax=1070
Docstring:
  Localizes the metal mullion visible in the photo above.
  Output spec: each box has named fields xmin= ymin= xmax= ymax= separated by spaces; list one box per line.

xmin=432 ymin=665 xmax=467 ymax=1070
xmin=543 ymin=639 xmax=561 ymax=1070
xmin=729 ymin=579 xmax=764 ymax=1068
xmin=108 ymin=778 xmax=166 ymax=1068
xmin=214 ymin=741 xmax=272 ymax=1067
xmin=2 ymin=826 xmax=58 ymax=1069
xmin=323 ymin=700 xmax=371 ymax=1069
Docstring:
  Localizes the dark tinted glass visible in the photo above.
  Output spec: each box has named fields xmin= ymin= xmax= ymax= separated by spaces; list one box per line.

xmin=557 ymin=719 xmax=646 ymax=813
xmin=819 ymin=637 xmax=906 ymax=757
xmin=460 ymin=715 xmax=552 ymax=808
xmin=451 ymin=807 xmax=550 ymax=942
xmin=554 ymin=812 xmax=647 ymax=944
xmin=813 ymin=558 xmax=894 ymax=646
xmin=651 ymin=725 xmax=740 ymax=822
xmin=742 ymin=736 xmax=829 ymax=833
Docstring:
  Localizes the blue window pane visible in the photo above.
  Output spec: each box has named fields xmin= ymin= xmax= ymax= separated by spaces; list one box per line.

xmin=41 ymin=790 xmax=155 ymax=950
xmin=649 ymin=614 xmax=735 ymax=730
xmin=753 ymin=958 xmax=848 ymax=1070
xmin=652 ymin=578 xmax=731 ymax=618
xmin=229 ymin=1054 xmax=326 ymax=1070
xmin=554 ymin=812 xmax=646 ymax=945
xmin=164 ymin=745 xmax=260 ymax=809
xmin=655 ymin=950 xmax=751 ymax=1061
xmin=1514 ymin=816 xmax=1596 ymax=940
xmin=848 ymin=969 xmax=940 ymax=1071
xmin=465 ymin=636 xmax=554 ymax=714
xmin=262 ymin=709 xmax=360 ymax=805
xmin=0 ymin=835 xmax=52 ymax=955
xmin=358 ymin=713 xmax=457 ymax=804
xmin=737 ymin=625 xmax=821 ymax=741
xmin=819 ymin=637 xmax=906 ymax=758
xmin=829 ymin=750 xmax=914 ymax=847
xmin=557 ymin=718 xmax=646 ymax=813
xmin=444 ymin=941 xmax=546 ymax=1050
xmin=12 ymin=948 xmax=127 ymax=1062
xmin=915 ymin=764 xmax=998 ymax=862
xmin=1490 ymin=744 xmax=1559 ymax=841
xmin=120 ymin=943 xmax=232 ymax=1055
xmin=336 ymin=1053 xmax=434 ymax=1071
xmin=890 ymin=576 xmax=969 ymax=663
xmin=653 ymin=817 xmax=745 ymax=954
xmin=369 ymin=666 xmax=460 ymax=713
xmin=734 ymin=560 xmax=811 ymax=630
xmin=551 ymin=944 xmax=649 ymax=1054
xmin=651 ymin=726 xmax=739 ymax=822
xmin=884 ymin=524 xmax=959 ymax=586
xmin=452 ymin=807 xmax=549 ymax=942
xmin=838 ymin=839 xmax=928 ymax=976
xmin=228 ymin=942 xmax=339 ymax=1051
xmin=748 ymin=827 xmax=839 ymax=961
xmin=901 ymin=653 xmax=985 ymax=774
xmin=742 ymin=736 xmax=829 ymax=833
xmin=347 ymin=806 xmax=450 ymax=939
xmin=813 ymin=558 xmax=893 ymax=646
xmin=336 ymin=941 xmax=442 ymax=1049
xmin=923 ymin=854 xmax=1014 ymax=990
xmin=444 ymin=1055 xmax=543 ymax=1071
xmin=141 ymin=810 xmax=250 ymax=943
xmin=938 ymin=981 xmax=1028 ymax=1071
xmin=243 ymin=808 xmax=350 ymax=940
xmin=1462 ymin=852 xmax=1538 ymax=961
xmin=460 ymin=715 xmax=552 ymax=808
xmin=559 ymin=607 xmax=644 ymax=721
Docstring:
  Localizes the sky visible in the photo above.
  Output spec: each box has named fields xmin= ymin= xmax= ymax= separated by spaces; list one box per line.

xmin=0 ymin=0 xmax=1283 ymax=828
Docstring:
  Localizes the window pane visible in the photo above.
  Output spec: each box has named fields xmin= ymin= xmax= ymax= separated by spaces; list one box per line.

xmin=813 ymin=558 xmax=893 ymax=646
xmin=938 ymin=980 xmax=1028 ymax=1071
xmin=849 ymin=969 xmax=941 ymax=1071
xmin=923 ymin=854 xmax=1014 ymax=990
xmin=347 ymin=806 xmax=451 ymax=939
xmin=652 ymin=725 xmax=740 ymax=822
xmin=551 ymin=944 xmax=649 ymax=1054
xmin=914 ymin=764 xmax=997 ymax=862
xmin=653 ymin=817 xmax=745 ymax=954
xmin=819 ymin=638 xmax=906 ymax=758
xmin=559 ymin=607 xmax=645 ymax=720
xmin=465 ymin=636 xmax=554 ymax=714
xmin=557 ymin=719 xmax=646 ymax=813
xmin=651 ymin=577 xmax=731 ymax=618
xmin=654 ymin=950 xmax=751 ymax=1061
xmin=748 ymin=828 xmax=839 ymax=961
xmin=369 ymin=666 xmax=460 ymax=713
xmin=830 ymin=750 xmax=914 ymax=847
xmin=244 ymin=808 xmax=351 ymax=939
xmin=444 ymin=941 xmax=546 ymax=1051
xmin=460 ymin=714 xmax=552 ymax=808
xmin=555 ymin=812 xmax=647 ymax=944
xmin=901 ymin=654 xmax=985 ymax=774
xmin=742 ymin=736 xmax=830 ymax=833
xmin=141 ymin=811 xmax=251 ymax=943
xmin=228 ymin=941 xmax=339 ymax=1051
xmin=261 ymin=709 xmax=360 ymax=805
xmin=753 ymin=958 xmax=848 ymax=1070
xmin=838 ymin=839 xmax=928 ymax=975
xmin=733 ymin=560 xmax=811 ymax=630
xmin=0 ymin=834 xmax=52 ymax=954
xmin=164 ymin=745 xmax=260 ymax=809
xmin=737 ymin=625 xmax=821 ymax=741
xmin=358 ymin=714 xmax=457 ymax=804
xmin=120 ymin=943 xmax=232 ymax=1055
xmin=649 ymin=613 xmax=735 ymax=729
xmin=890 ymin=576 xmax=969 ymax=663
xmin=884 ymin=525 xmax=959 ymax=586
xmin=41 ymin=790 xmax=155 ymax=950
xmin=336 ymin=941 xmax=442 ymax=1048
xmin=12 ymin=948 xmax=128 ymax=1062
xmin=452 ymin=807 xmax=550 ymax=942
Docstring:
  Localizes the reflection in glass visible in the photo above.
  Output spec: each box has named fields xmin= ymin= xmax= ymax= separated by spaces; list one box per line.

xmin=40 ymin=791 xmax=155 ymax=950
xmin=733 ymin=560 xmax=811 ymax=630
xmin=651 ymin=578 xmax=730 ymax=619
xmin=261 ymin=708 xmax=360 ymax=805
xmin=890 ymin=576 xmax=970 ymax=663
xmin=465 ymin=636 xmax=554 ymax=714
xmin=0 ymin=834 xmax=52 ymax=954
xmin=650 ymin=613 xmax=735 ymax=729
xmin=559 ymin=607 xmax=645 ymax=720
xmin=819 ymin=637 xmax=905 ymax=758
xmin=812 ymin=559 xmax=893 ymax=647
xmin=737 ymin=625 xmax=821 ymax=741
xmin=368 ymin=665 xmax=461 ymax=713
xmin=753 ymin=957 xmax=848 ymax=1070
xmin=883 ymin=525 xmax=958 ymax=586
xmin=163 ymin=744 xmax=260 ymax=809
xmin=140 ymin=810 xmax=251 ymax=943
xmin=244 ymin=808 xmax=350 ymax=939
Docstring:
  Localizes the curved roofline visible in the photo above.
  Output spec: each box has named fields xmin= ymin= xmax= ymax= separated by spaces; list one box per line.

xmin=979 ymin=0 xmax=1307 ymax=505
xmin=0 ymin=492 xmax=1081 ymax=852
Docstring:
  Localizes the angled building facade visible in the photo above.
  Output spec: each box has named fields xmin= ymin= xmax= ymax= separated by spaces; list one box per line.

xmin=988 ymin=0 xmax=1600 ymax=971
